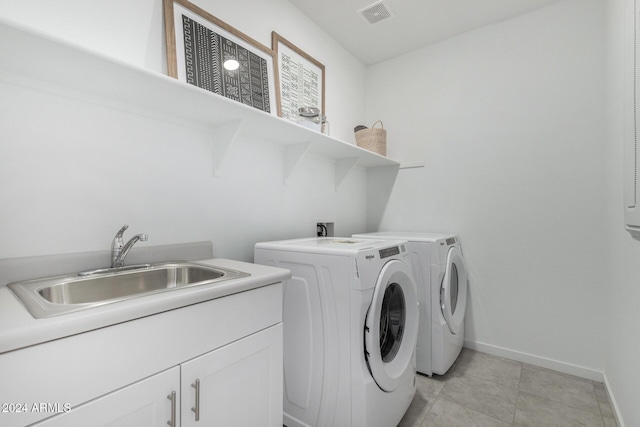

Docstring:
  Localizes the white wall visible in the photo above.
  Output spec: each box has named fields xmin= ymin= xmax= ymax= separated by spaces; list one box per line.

xmin=366 ymin=0 xmax=607 ymax=379
xmin=604 ymin=0 xmax=640 ymax=425
xmin=0 ymin=0 xmax=368 ymax=261
xmin=4 ymin=0 xmax=639 ymax=423
xmin=0 ymin=0 xmax=365 ymax=141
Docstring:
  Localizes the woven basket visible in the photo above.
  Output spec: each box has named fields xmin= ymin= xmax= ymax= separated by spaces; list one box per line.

xmin=355 ymin=121 xmax=387 ymax=156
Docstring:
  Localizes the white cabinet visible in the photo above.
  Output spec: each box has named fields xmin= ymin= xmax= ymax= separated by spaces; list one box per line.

xmin=0 ymin=282 xmax=283 ymax=427
xmin=31 ymin=325 xmax=283 ymax=427
xmin=31 ymin=367 xmax=181 ymax=427
xmin=625 ymin=0 xmax=640 ymax=239
xmin=181 ymin=325 xmax=283 ymax=427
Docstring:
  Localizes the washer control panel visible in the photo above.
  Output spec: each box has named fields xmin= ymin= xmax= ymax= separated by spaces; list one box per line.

xmin=379 ymin=245 xmax=403 ymax=259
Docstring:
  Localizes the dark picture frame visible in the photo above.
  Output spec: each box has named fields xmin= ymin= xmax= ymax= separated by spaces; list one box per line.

xmin=164 ymin=0 xmax=280 ymax=115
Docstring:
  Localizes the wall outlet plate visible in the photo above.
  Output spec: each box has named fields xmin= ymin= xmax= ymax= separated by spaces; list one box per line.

xmin=317 ymin=222 xmax=334 ymax=237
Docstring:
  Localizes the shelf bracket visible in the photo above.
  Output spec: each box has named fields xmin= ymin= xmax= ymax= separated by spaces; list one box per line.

xmin=212 ymin=119 xmax=244 ymax=177
xmin=284 ymin=142 xmax=312 ymax=185
xmin=335 ymin=158 xmax=360 ymax=191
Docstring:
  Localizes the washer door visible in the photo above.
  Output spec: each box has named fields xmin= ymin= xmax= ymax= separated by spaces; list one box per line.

xmin=365 ymin=260 xmax=419 ymax=392
xmin=440 ymin=246 xmax=468 ymax=335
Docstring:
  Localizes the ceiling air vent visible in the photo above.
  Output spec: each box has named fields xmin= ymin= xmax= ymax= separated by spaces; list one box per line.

xmin=358 ymin=1 xmax=394 ymax=25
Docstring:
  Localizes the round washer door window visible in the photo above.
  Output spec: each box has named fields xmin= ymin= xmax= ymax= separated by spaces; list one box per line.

xmin=379 ymin=282 xmax=405 ymax=363
xmin=365 ymin=260 xmax=419 ymax=392
xmin=440 ymin=246 xmax=468 ymax=335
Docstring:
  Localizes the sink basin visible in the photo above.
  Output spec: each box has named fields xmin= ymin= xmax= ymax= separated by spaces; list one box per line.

xmin=8 ymin=262 xmax=250 ymax=318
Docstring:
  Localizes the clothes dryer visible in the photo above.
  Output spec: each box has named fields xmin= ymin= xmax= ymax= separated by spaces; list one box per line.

xmin=255 ymin=238 xmax=419 ymax=427
xmin=352 ymin=232 xmax=468 ymax=376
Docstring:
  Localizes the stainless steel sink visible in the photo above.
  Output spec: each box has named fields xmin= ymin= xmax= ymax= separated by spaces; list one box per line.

xmin=8 ymin=262 xmax=250 ymax=318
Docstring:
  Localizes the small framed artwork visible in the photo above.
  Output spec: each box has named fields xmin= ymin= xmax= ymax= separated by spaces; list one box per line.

xmin=164 ymin=0 xmax=280 ymax=115
xmin=272 ymin=32 xmax=325 ymax=122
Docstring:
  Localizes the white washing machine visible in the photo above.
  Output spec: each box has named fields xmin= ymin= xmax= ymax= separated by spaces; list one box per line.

xmin=254 ymin=237 xmax=419 ymax=427
xmin=353 ymin=232 xmax=468 ymax=376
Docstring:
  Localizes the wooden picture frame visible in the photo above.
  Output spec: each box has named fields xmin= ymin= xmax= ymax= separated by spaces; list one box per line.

xmin=271 ymin=32 xmax=325 ymax=122
xmin=164 ymin=0 xmax=280 ymax=115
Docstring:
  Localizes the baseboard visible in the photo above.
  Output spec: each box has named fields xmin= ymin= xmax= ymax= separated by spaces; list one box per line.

xmin=463 ymin=340 xmax=603 ymax=382
xmin=602 ymin=372 xmax=626 ymax=427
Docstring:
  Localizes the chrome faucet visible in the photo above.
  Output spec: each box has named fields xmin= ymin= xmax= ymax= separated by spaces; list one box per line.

xmin=111 ymin=224 xmax=148 ymax=268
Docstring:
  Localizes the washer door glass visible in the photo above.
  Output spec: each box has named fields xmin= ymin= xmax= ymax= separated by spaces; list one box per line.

xmin=440 ymin=246 xmax=468 ymax=335
xmin=365 ymin=260 xmax=419 ymax=392
xmin=380 ymin=282 xmax=405 ymax=363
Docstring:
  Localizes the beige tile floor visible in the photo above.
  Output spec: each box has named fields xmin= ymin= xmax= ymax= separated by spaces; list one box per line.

xmin=398 ymin=349 xmax=618 ymax=427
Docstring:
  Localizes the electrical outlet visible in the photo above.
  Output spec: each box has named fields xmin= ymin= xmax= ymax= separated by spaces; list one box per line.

xmin=316 ymin=222 xmax=334 ymax=237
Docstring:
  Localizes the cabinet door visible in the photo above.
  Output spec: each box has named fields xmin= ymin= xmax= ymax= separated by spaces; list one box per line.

xmin=31 ymin=366 xmax=180 ymax=427
xmin=181 ymin=324 xmax=283 ymax=427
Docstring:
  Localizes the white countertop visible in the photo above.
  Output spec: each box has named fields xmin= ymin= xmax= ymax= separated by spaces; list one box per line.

xmin=0 ymin=258 xmax=290 ymax=354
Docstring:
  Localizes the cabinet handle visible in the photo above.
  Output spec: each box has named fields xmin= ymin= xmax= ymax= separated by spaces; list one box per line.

xmin=166 ymin=391 xmax=176 ymax=427
xmin=191 ymin=379 xmax=200 ymax=421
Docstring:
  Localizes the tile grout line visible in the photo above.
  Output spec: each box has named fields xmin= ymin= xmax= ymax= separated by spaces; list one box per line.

xmin=408 ymin=350 xmax=618 ymax=427
xmin=521 ymin=364 xmax=608 ymax=421
xmin=512 ymin=360 xmax=525 ymax=426
xmin=415 ymin=361 xmax=456 ymax=426
xmin=449 ymin=353 xmax=522 ymax=425
xmin=594 ymin=383 xmax=607 ymax=427
xmin=417 ymin=372 xmax=445 ymax=426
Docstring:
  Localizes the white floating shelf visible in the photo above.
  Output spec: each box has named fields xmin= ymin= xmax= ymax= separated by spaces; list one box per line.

xmin=0 ymin=19 xmax=399 ymax=188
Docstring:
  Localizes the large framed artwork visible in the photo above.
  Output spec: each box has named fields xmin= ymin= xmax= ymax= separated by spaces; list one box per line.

xmin=271 ymin=32 xmax=325 ymax=122
xmin=164 ymin=0 xmax=280 ymax=115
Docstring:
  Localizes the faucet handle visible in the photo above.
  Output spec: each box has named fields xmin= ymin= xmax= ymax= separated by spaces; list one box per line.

xmin=115 ymin=224 xmax=129 ymax=239
xmin=112 ymin=224 xmax=129 ymax=253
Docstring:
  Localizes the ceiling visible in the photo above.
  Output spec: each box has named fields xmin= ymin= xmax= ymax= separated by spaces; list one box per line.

xmin=287 ymin=0 xmax=565 ymax=65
